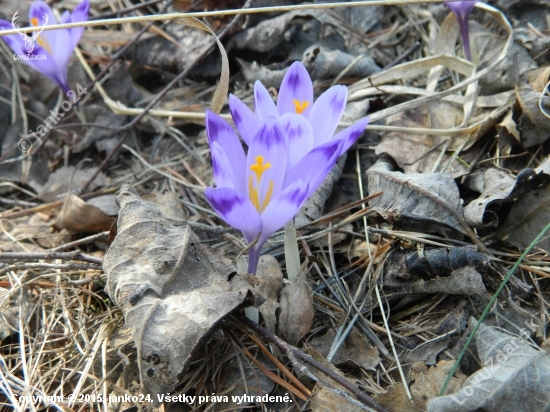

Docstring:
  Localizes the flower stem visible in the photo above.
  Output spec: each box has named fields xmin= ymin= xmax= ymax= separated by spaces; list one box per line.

xmin=247 ymin=246 xmax=261 ymax=275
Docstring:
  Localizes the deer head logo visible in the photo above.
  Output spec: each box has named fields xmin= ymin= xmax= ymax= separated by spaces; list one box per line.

xmin=11 ymin=11 xmax=49 ymax=54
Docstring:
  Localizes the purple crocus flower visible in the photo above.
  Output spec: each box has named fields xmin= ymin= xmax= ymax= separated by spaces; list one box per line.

xmin=206 ymin=61 xmax=369 ymax=275
xmin=0 ymin=0 xmax=90 ymax=93
xmin=445 ymin=1 xmax=478 ymax=61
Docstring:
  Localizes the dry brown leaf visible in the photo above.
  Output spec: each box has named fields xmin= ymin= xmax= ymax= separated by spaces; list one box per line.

xmin=103 ymin=185 xmax=251 ymax=401
xmin=54 ymin=194 xmax=115 ymax=233
xmin=309 ymin=328 xmax=381 ymax=372
xmin=373 ymin=384 xmax=421 ymax=412
xmin=464 ymin=167 xmax=550 ymax=228
xmin=37 ymin=166 xmax=107 ymax=203
xmin=516 ymin=84 xmax=550 ymax=147
xmin=278 ymin=263 xmax=313 ymax=345
xmin=310 ymin=382 xmax=365 ymax=412
xmin=142 ymin=190 xmax=187 ymax=223
xmin=374 ymin=110 xmax=468 ymax=177
xmin=528 ymin=67 xmax=550 ymax=93
xmin=367 ymin=158 xmax=468 ymax=237
xmin=411 ymin=360 xmax=467 ymax=411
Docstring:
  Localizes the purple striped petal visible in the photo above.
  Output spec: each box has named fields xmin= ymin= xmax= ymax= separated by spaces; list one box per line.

xmin=283 ymin=139 xmax=343 ymax=198
xmin=254 ymin=80 xmax=278 ymax=120
xmin=277 ymin=62 xmax=313 ymax=117
xmin=246 ymin=117 xmax=287 ymax=211
xmin=211 ymin=142 xmax=236 ymax=189
xmin=53 ymin=0 xmax=88 ymax=73
xmin=229 ymin=94 xmax=259 ymax=146
xmin=205 ymin=187 xmax=262 ymax=244
xmin=332 ymin=116 xmax=369 ymax=154
xmin=279 ymin=113 xmax=314 ymax=173
xmin=67 ymin=0 xmax=90 ymax=49
xmin=258 ymin=179 xmax=309 ymax=247
xmin=206 ymin=110 xmax=246 ymax=194
xmin=308 ymin=85 xmax=348 ymax=146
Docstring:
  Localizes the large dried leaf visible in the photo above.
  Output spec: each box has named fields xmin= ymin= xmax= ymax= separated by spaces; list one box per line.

xmin=428 ymin=323 xmax=550 ymax=412
xmin=367 ymin=159 xmax=468 ymax=236
xmin=464 ymin=167 xmax=550 ymax=228
xmin=103 ymin=185 xmax=250 ymax=400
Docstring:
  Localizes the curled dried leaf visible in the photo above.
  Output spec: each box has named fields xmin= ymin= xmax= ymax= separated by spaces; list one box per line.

xmin=103 ymin=185 xmax=250 ymax=401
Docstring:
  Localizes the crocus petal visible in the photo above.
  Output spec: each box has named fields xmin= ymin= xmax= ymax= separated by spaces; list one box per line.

xmin=68 ymin=0 xmax=90 ymax=48
xmin=277 ymin=61 xmax=313 ymax=117
xmin=258 ymin=178 xmax=309 ymax=247
xmin=246 ymin=117 xmax=287 ymax=212
xmin=445 ymin=1 xmax=477 ymax=61
xmin=29 ymin=1 xmax=60 ymax=59
xmin=254 ymin=81 xmax=278 ymax=120
xmin=332 ymin=116 xmax=370 ymax=154
xmin=308 ymin=85 xmax=348 ymax=146
xmin=283 ymin=139 xmax=343 ymax=198
xmin=56 ymin=0 xmax=89 ymax=70
xmin=0 ymin=18 xmax=69 ymax=92
xmin=445 ymin=1 xmax=477 ymax=19
xmin=279 ymin=113 xmax=314 ymax=173
xmin=229 ymin=94 xmax=259 ymax=146
xmin=205 ymin=187 xmax=262 ymax=244
xmin=211 ymin=142 xmax=236 ymax=189
xmin=205 ymin=110 xmax=246 ymax=194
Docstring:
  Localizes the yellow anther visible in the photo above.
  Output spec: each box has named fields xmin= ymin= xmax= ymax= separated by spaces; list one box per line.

xmin=260 ymin=180 xmax=274 ymax=213
xmin=31 ymin=18 xmax=52 ymax=55
xmin=292 ymin=99 xmax=310 ymax=114
xmin=250 ymin=155 xmax=272 ymax=182
xmin=249 ymin=176 xmax=260 ymax=212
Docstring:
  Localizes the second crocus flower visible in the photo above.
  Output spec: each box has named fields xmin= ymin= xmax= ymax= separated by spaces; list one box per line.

xmin=0 ymin=0 xmax=90 ymax=93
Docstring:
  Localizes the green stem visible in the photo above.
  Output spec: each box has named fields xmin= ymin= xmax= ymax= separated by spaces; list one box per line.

xmin=439 ymin=220 xmax=550 ymax=396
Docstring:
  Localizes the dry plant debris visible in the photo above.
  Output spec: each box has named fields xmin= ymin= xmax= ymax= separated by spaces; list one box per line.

xmin=0 ymin=0 xmax=548 ymax=411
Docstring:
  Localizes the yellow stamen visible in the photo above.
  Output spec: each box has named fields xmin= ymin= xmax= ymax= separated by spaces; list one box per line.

xmin=292 ymin=99 xmax=310 ymax=114
xmin=31 ymin=17 xmax=52 ymax=55
xmin=250 ymin=155 xmax=272 ymax=182
xmin=249 ymin=176 xmax=260 ymax=212
xmin=249 ymin=156 xmax=275 ymax=213
xmin=260 ymin=180 xmax=274 ymax=213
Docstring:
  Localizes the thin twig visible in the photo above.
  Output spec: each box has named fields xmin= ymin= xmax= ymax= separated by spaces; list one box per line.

xmin=0 ymin=251 xmax=102 ymax=265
